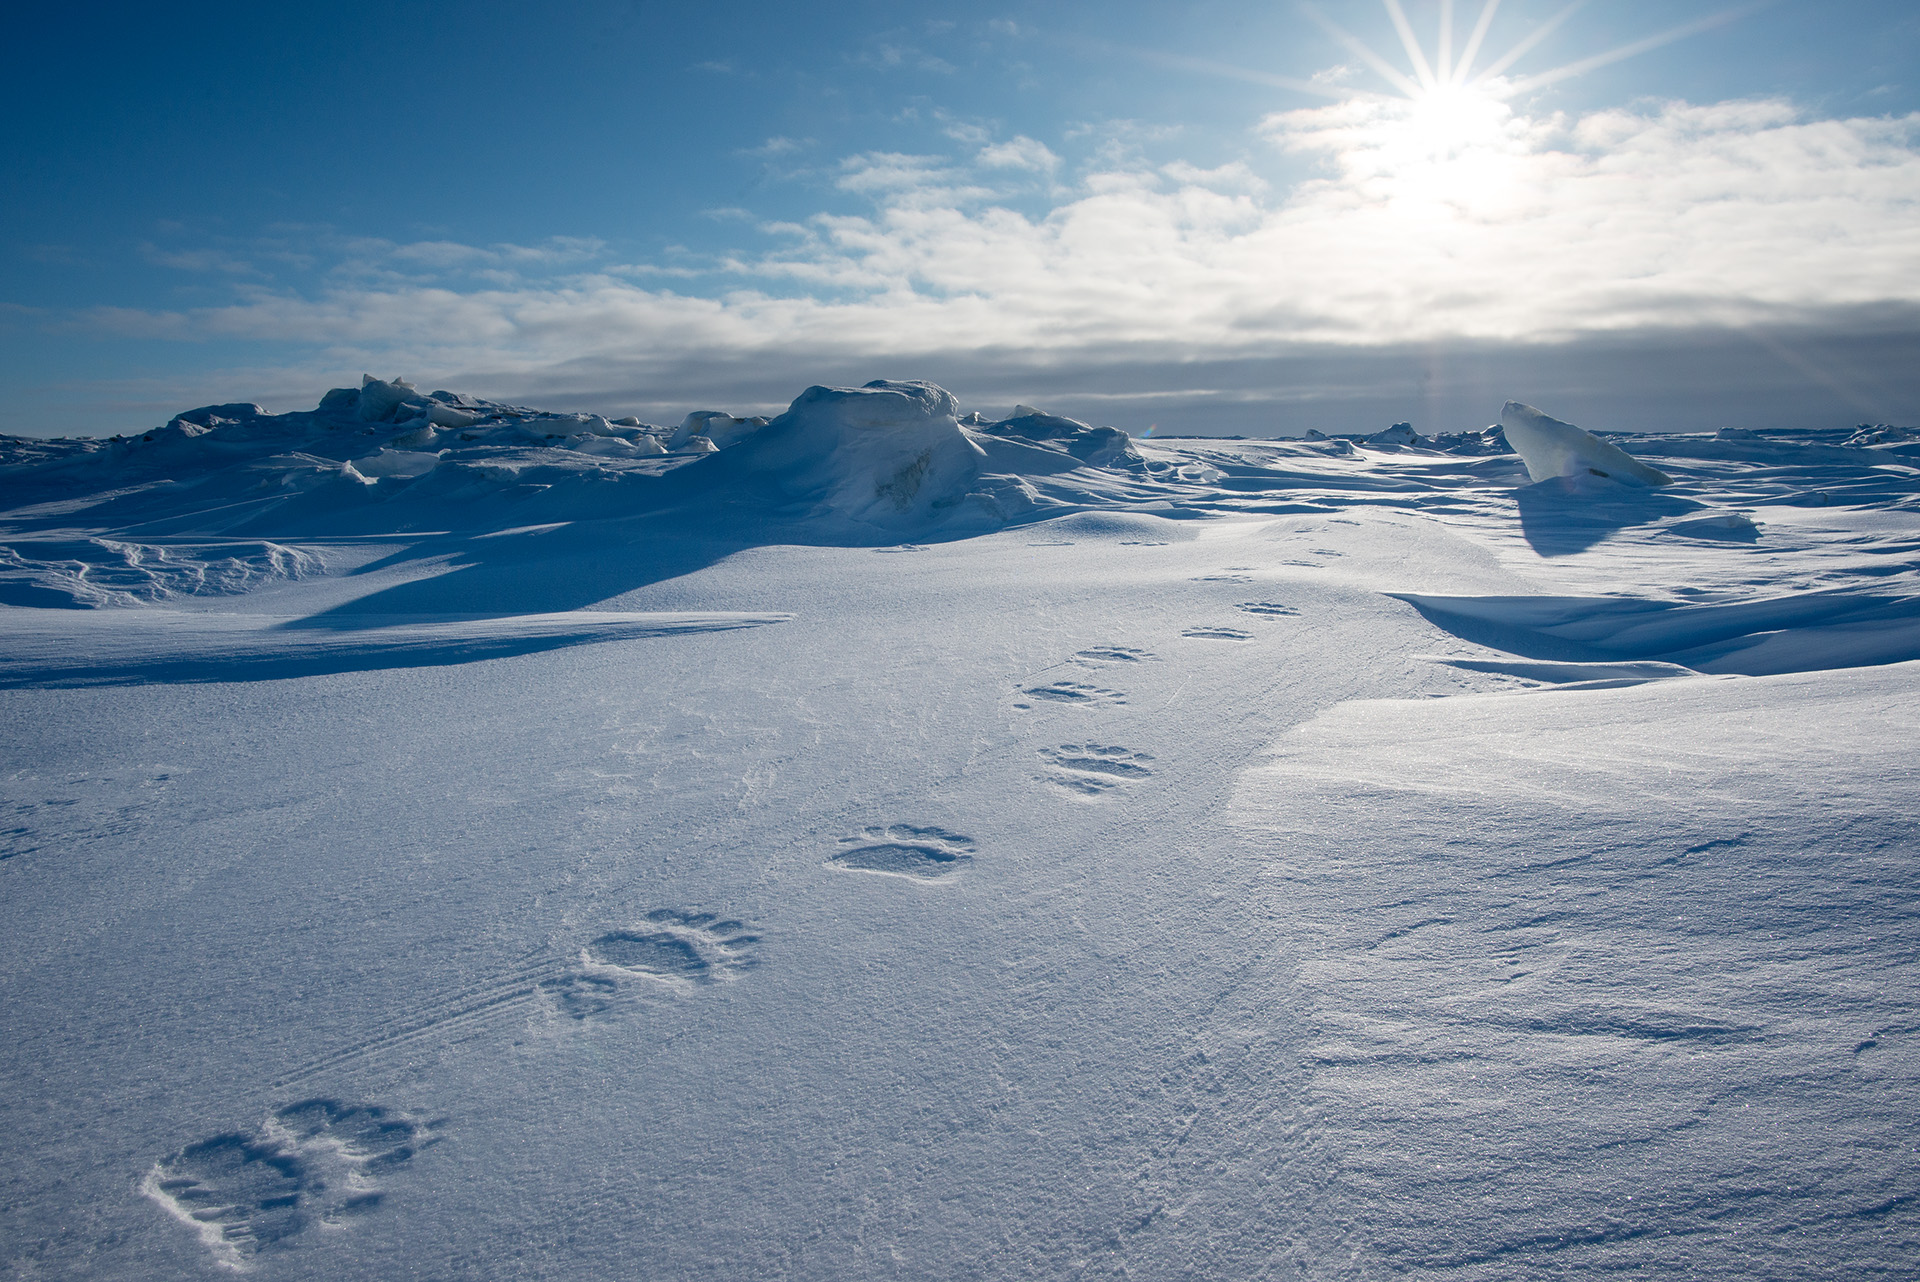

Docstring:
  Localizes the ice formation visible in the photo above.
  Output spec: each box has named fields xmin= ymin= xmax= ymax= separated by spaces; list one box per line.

xmin=973 ymin=406 xmax=1140 ymax=468
xmin=669 ymin=410 xmax=767 ymax=450
xmin=720 ymin=380 xmax=989 ymax=526
xmin=1365 ymin=422 xmax=1420 ymax=446
xmin=1501 ymin=401 xmax=1673 ymax=486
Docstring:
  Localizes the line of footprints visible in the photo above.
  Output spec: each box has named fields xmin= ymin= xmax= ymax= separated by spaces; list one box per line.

xmin=147 ymin=609 xmax=1290 ymax=1266
xmin=1021 ymin=644 xmax=1161 ymax=799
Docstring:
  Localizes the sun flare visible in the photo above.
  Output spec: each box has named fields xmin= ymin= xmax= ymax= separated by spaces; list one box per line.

xmin=1400 ymin=81 xmax=1511 ymax=156
xmin=1283 ymin=1 xmax=1747 ymax=210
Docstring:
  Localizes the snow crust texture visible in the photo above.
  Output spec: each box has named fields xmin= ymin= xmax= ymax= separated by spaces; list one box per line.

xmin=3 ymin=379 xmax=1919 ymax=1280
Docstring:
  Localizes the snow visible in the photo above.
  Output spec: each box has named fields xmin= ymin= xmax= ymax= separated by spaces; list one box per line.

xmin=2 ymin=376 xmax=1918 ymax=1279
xmin=348 ymin=448 xmax=442 ymax=479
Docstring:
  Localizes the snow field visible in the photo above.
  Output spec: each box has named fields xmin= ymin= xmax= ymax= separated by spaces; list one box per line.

xmin=1 ymin=379 xmax=1916 ymax=1278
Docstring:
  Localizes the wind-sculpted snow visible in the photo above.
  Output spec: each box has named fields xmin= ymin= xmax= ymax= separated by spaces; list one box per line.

xmin=0 ymin=608 xmax=791 ymax=687
xmin=3 ymin=377 xmax=1920 ymax=1280
xmin=1395 ymin=589 xmax=1920 ymax=676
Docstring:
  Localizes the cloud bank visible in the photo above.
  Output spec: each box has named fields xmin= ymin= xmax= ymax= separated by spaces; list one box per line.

xmin=29 ymin=95 xmax=1920 ymax=434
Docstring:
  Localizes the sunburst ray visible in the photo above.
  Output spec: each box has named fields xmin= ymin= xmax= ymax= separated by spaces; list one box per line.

xmin=1301 ymin=3 xmax=1425 ymax=99
xmin=1503 ymin=5 xmax=1763 ymax=96
xmin=1452 ymin=0 xmax=1503 ymax=86
xmin=1472 ymin=0 xmax=1585 ymax=84
xmin=1382 ymin=0 xmax=1440 ymax=89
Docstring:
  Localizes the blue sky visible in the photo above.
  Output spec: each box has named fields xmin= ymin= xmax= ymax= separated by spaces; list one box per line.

xmin=5 ymin=0 xmax=1919 ymax=436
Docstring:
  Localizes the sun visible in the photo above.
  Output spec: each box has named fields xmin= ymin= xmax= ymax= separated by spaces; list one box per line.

xmin=1274 ymin=0 xmax=1752 ymax=204
xmin=1400 ymin=80 xmax=1511 ymax=156
xmin=1301 ymin=0 xmax=1751 ymax=114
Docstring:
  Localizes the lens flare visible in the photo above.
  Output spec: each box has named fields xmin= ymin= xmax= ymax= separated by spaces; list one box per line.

xmin=1281 ymin=2 xmax=1756 ymax=210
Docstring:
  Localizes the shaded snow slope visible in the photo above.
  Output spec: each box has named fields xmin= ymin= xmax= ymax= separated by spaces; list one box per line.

xmin=2 ymin=378 xmax=1918 ymax=1280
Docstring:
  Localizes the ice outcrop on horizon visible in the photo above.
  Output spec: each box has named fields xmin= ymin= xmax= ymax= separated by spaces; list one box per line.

xmin=721 ymin=380 xmax=993 ymax=527
xmin=1427 ymin=426 xmax=1511 ymax=455
xmin=355 ymin=375 xmax=419 ymax=422
xmin=0 ymin=374 xmax=1158 ymax=568
xmin=1501 ymin=402 xmax=1673 ymax=486
xmin=670 ymin=411 xmax=768 ymax=451
xmin=1366 ymin=422 xmax=1421 ymax=447
xmin=974 ymin=405 xmax=1140 ymax=468
xmin=1843 ymin=423 xmax=1920 ymax=448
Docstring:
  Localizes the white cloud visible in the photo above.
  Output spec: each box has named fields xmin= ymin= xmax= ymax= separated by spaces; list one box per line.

xmin=977 ymin=135 xmax=1060 ymax=173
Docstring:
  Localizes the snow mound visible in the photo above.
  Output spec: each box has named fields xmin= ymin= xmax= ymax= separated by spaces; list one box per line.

xmin=975 ymin=407 xmax=1140 ymax=467
xmin=349 ymin=448 xmax=442 ymax=479
xmin=1427 ymin=426 xmax=1511 ymax=456
xmin=722 ymin=380 xmax=988 ymax=528
xmin=670 ymin=411 xmax=767 ymax=450
xmin=1501 ymin=402 xmax=1673 ymax=486
xmin=1366 ymin=422 xmax=1420 ymax=447
xmin=1669 ymin=510 xmax=1761 ymax=540
xmin=1843 ymin=423 xmax=1920 ymax=447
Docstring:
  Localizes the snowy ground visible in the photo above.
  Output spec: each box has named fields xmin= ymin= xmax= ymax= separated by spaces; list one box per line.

xmin=2 ymin=381 xmax=1917 ymax=1279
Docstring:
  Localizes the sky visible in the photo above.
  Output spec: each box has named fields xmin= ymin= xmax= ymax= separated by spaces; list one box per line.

xmin=4 ymin=0 xmax=1919 ymax=437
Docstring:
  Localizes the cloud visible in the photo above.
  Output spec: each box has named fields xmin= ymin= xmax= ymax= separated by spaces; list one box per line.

xmin=34 ymin=96 xmax=1920 ymax=435
xmin=739 ymin=136 xmax=810 ymax=159
xmin=140 ymin=243 xmax=264 ymax=276
xmin=856 ymin=40 xmax=954 ymax=75
xmin=976 ymin=135 xmax=1060 ymax=173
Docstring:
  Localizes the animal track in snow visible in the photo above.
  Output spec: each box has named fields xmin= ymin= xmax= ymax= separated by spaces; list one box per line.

xmin=1236 ymin=601 xmax=1299 ymax=616
xmin=578 ymin=910 xmax=760 ymax=988
xmin=1018 ymin=681 xmax=1128 ymax=707
xmin=1074 ymin=645 xmax=1155 ymax=665
xmin=144 ymin=1099 xmax=435 ymax=1269
xmin=537 ymin=972 xmax=621 ymax=1019
xmin=1182 ymin=626 xmax=1254 ymax=641
xmin=1192 ymin=573 xmax=1253 ymax=582
xmin=828 ymin=825 xmax=975 ymax=881
xmin=1038 ymin=744 xmax=1156 ymax=799
xmin=276 ymin=913 xmax=762 ymax=1080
